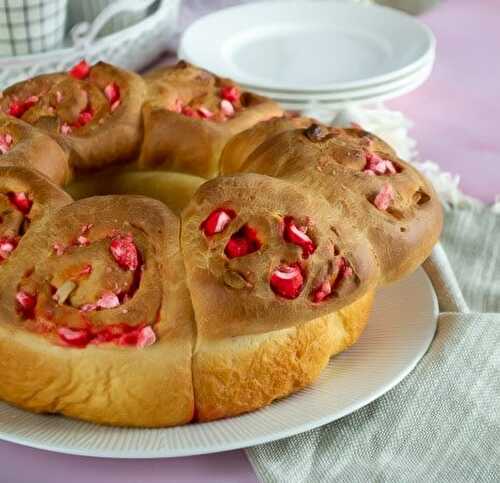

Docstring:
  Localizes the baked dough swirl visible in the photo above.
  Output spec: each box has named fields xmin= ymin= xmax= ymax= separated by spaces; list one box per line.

xmin=0 ymin=61 xmax=146 ymax=175
xmin=139 ymin=61 xmax=283 ymax=178
xmin=0 ymin=195 xmax=194 ymax=427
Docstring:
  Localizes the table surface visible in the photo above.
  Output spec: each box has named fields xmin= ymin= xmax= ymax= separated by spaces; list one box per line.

xmin=1 ymin=1 xmax=497 ymax=483
xmin=388 ymin=0 xmax=500 ymax=203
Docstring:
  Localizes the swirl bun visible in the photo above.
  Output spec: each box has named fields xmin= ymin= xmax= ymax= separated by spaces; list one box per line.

xmin=0 ymin=62 xmax=147 ymax=174
xmin=222 ymin=119 xmax=443 ymax=282
xmin=139 ymin=61 xmax=283 ymax=178
xmin=0 ymin=195 xmax=194 ymax=427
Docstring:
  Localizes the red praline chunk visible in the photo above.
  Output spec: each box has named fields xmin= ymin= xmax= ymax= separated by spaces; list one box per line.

xmin=270 ymin=263 xmax=304 ymax=299
xmin=224 ymin=225 xmax=261 ymax=259
xmin=283 ymin=216 xmax=316 ymax=258
xmin=200 ymin=208 xmax=236 ymax=236
xmin=69 ymin=60 xmax=91 ymax=80
xmin=109 ymin=234 xmax=139 ymax=271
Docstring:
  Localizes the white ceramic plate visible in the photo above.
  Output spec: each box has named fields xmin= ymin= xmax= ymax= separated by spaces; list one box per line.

xmin=235 ymin=46 xmax=435 ymax=96
xmin=247 ymin=56 xmax=434 ymax=102
xmin=0 ymin=267 xmax=437 ymax=458
xmin=179 ymin=1 xmax=435 ymax=92
xmin=275 ymin=62 xmax=433 ymax=111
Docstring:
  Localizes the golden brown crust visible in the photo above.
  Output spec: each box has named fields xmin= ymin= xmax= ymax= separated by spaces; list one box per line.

xmin=0 ymin=114 xmax=71 ymax=185
xmin=0 ymin=326 xmax=193 ymax=427
xmin=139 ymin=61 xmax=283 ymax=178
xmin=193 ymin=291 xmax=373 ymax=422
xmin=220 ymin=115 xmax=312 ymax=175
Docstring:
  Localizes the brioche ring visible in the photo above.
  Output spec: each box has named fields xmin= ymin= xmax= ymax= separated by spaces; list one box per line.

xmin=0 ymin=62 xmax=442 ymax=427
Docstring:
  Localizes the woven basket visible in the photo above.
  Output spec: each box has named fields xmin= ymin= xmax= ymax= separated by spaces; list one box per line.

xmin=0 ymin=0 xmax=181 ymax=88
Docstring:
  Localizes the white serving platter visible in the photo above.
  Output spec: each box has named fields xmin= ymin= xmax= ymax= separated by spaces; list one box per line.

xmin=0 ymin=267 xmax=437 ymax=458
xmin=247 ymin=56 xmax=434 ymax=102
xmin=179 ymin=0 xmax=435 ymax=93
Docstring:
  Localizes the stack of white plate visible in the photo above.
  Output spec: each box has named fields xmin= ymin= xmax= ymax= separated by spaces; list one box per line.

xmin=179 ymin=1 xmax=435 ymax=111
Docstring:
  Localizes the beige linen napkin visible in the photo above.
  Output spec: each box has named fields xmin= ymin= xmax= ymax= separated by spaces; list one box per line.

xmin=246 ymin=205 xmax=500 ymax=482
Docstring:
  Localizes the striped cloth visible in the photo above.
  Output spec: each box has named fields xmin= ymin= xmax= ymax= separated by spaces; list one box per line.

xmin=247 ymin=205 xmax=500 ymax=482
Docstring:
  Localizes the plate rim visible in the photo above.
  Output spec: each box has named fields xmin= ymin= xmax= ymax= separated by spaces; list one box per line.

xmin=244 ymin=58 xmax=434 ymax=102
xmin=275 ymin=64 xmax=432 ymax=110
xmin=0 ymin=267 xmax=438 ymax=459
xmin=179 ymin=0 xmax=436 ymax=93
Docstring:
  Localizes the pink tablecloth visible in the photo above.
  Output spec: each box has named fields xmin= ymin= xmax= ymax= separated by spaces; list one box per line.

xmin=389 ymin=0 xmax=500 ymax=202
xmin=1 ymin=1 xmax=497 ymax=483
